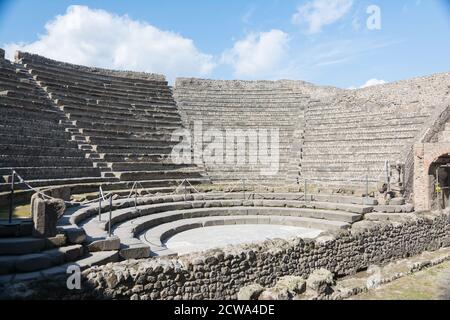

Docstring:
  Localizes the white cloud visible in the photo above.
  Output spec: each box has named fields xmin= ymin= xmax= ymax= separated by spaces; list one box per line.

xmin=4 ymin=5 xmax=216 ymax=82
xmin=221 ymin=29 xmax=290 ymax=79
xmin=359 ymin=78 xmax=386 ymax=88
xmin=292 ymin=0 xmax=354 ymax=33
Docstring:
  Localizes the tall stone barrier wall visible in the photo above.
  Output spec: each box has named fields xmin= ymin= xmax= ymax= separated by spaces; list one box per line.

xmin=3 ymin=211 xmax=449 ymax=300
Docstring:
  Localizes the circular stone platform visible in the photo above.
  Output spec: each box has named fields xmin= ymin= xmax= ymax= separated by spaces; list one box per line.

xmin=163 ymin=224 xmax=323 ymax=255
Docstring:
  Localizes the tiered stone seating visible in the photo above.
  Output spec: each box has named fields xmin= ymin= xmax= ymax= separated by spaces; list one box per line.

xmin=17 ymin=52 xmax=210 ymax=190
xmin=301 ymin=92 xmax=436 ymax=187
xmin=0 ymin=56 xmax=106 ymax=206
xmin=0 ymin=218 xmax=118 ymax=282
xmin=174 ymin=79 xmax=308 ymax=185
xmin=61 ymin=192 xmax=375 ymax=259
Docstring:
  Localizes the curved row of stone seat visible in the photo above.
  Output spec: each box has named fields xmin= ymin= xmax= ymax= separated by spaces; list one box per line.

xmin=61 ymin=192 xmax=373 ymax=259
xmin=18 ymin=52 xmax=210 ymax=187
xmin=0 ymin=58 xmax=104 ymax=199
xmin=17 ymin=51 xmax=166 ymax=84
xmin=70 ymin=192 xmax=374 ymax=259
xmin=60 ymin=104 xmax=180 ymax=122
xmin=299 ymin=94 xmax=435 ymax=188
xmin=25 ymin=62 xmax=168 ymax=88
xmin=138 ymin=214 xmax=345 ymax=257
xmin=174 ymin=79 xmax=307 ymax=185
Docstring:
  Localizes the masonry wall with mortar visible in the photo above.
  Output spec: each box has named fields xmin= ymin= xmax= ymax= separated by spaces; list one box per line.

xmin=3 ymin=211 xmax=449 ymax=300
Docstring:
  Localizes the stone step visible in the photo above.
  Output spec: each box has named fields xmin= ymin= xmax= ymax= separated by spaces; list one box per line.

xmin=0 ymin=237 xmax=47 ymax=255
xmin=0 ymin=115 xmax=60 ymax=130
xmin=306 ymin=113 xmax=429 ymax=126
xmin=0 ymin=245 xmax=84 ymax=275
xmin=60 ymin=104 xmax=181 ymax=121
xmin=95 ymin=144 xmax=174 ymax=154
xmin=0 ymin=251 xmax=119 ymax=285
xmin=113 ymin=169 xmax=207 ymax=181
xmin=0 ymin=221 xmax=33 ymax=238
xmin=101 ymin=153 xmax=170 ymax=162
xmin=87 ymin=136 xmax=177 ymax=148
xmin=21 ymin=58 xmax=168 ymax=86
xmin=73 ymin=119 xmax=181 ymax=133
xmin=66 ymin=112 xmax=182 ymax=128
xmin=1 ymin=167 xmax=102 ymax=182
xmin=0 ymin=104 xmax=63 ymax=122
xmin=0 ymin=124 xmax=70 ymax=140
xmin=109 ymin=162 xmax=200 ymax=172
xmin=52 ymin=90 xmax=175 ymax=109
xmin=0 ymin=176 xmax=119 ymax=192
xmin=0 ymin=155 xmax=93 ymax=168
xmin=80 ymin=127 xmax=177 ymax=139
xmin=138 ymin=214 xmax=349 ymax=257
xmin=304 ymin=119 xmax=425 ymax=131
xmin=26 ymin=62 xmax=168 ymax=88
xmin=0 ymin=144 xmax=83 ymax=158
xmin=0 ymin=133 xmax=78 ymax=148
xmin=304 ymin=132 xmax=416 ymax=143
xmin=44 ymin=81 xmax=173 ymax=101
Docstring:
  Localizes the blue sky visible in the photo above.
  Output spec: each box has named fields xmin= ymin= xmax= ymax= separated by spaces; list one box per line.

xmin=1 ymin=0 xmax=450 ymax=88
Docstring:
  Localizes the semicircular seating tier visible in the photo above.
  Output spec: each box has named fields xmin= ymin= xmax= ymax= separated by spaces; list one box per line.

xmin=300 ymin=75 xmax=450 ymax=190
xmin=174 ymin=79 xmax=309 ymax=187
xmin=0 ymin=56 xmax=112 ymax=208
xmin=14 ymin=52 xmax=211 ymax=196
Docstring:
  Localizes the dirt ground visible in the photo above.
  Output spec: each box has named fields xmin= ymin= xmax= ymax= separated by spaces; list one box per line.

xmin=350 ymin=261 xmax=450 ymax=300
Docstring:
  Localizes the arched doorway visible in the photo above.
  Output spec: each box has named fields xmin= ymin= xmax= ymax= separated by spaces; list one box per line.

xmin=428 ymin=153 xmax=450 ymax=210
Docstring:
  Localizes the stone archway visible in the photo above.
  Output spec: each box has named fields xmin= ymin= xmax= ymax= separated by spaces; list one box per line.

xmin=414 ymin=142 xmax=450 ymax=210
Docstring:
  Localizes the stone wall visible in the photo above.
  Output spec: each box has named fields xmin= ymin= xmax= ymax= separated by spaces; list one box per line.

xmin=5 ymin=211 xmax=449 ymax=300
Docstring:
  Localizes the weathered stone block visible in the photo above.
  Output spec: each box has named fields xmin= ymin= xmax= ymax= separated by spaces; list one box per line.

xmin=88 ymin=236 xmax=120 ymax=252
xmin=306 ymin=269 xmax=335 ymax=295
xmin=237 ymin=284 xmax=264 ymax=300
xmin=64 ymin=227 xmax=87 ymax=244
xmin=32 ymin=198 xmax=65 ymax=238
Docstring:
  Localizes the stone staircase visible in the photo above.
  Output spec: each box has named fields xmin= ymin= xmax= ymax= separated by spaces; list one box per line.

xmin=0 ymin=220 xmax=118 ymax=284
xmin=0 ymin=56 xmax=111 ymax=207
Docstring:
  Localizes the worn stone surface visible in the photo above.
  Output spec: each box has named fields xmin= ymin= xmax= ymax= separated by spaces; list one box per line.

xmin=237 ymin=284 xmax=264 ymax=300
xmin=88 ymin=237 xmax=120 ymax=252
xmin=306 ymin=269 xmax=335 ymax=295
xmin=32 ymin=198 xmax=65 ymax=238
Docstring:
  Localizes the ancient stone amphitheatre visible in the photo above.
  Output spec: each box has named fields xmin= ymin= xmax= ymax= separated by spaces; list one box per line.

xmin=0 ymin=48 xmax=449 ymax=300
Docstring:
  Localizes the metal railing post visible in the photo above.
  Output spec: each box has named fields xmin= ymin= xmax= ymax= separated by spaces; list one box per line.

xmin=134 ymin=188 xmax=137 ymax=211
xmin=242 ymin=179 xmax=246 ymax=200
xmin=108 ymin=196 xmax=113 ymax=237
xmin=98 ymin=187 xmax=102 ymax=222
xmin=365 ymin=177 xmax=369 ymax=205
xmin=9 ymin=170 xmax=15 ymax=224
xmin=184 ymin=179 xmax=187 ymax=198
xmin=365 ymin=170 xmax=369 ymax=205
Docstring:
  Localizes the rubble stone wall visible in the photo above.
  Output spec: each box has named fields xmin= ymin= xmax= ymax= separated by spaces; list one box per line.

xmin=7 ymin=212 xmax=449 ymax=300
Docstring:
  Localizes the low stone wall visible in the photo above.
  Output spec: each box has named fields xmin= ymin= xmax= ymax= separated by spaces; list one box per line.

xmin=3 ymin=211 xmax=449 ymax=300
